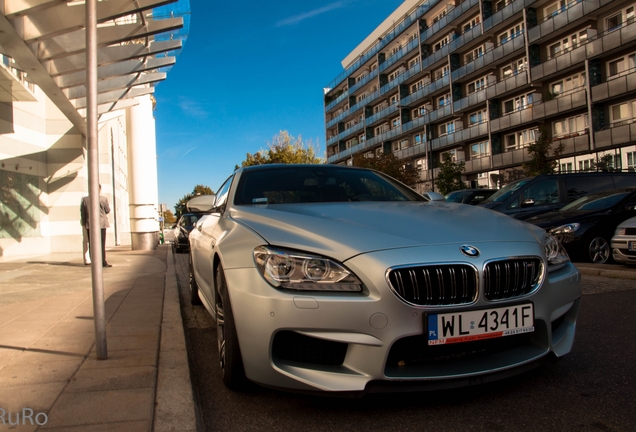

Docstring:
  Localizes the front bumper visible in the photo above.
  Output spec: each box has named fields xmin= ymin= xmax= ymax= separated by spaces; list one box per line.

xmin=223 ymin=242 xmax=581 ymax=394
xmin=611 ymin=236 xmax=636 ymax=264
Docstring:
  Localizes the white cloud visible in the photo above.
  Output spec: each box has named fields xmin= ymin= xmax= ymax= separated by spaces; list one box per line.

xmin=275 ymin=2 xmax=347 ymax=27
xmin=178 ymin=97 xmax=208 ymax=119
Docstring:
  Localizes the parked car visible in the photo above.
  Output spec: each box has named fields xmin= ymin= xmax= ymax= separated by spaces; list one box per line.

xmin=188 ymin=164 xmax=580 ymax=395
xmin=445 ymin=189 xmax=497 ymax=205
xmin=173 ymin=195 xmax=216 ymax=253
xmin=525 ymin=188 xmax=636 ymax=264
xmin=479 ymin=172 xmax=636 ymax=220
xmin=611 ymin=216 xmax=636 ymax=265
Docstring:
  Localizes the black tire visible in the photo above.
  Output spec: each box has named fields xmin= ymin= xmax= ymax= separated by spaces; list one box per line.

xmin=585 ymin=234 xmax=611 ymax=264
xmin=215 ymin=266 xmax=248 ymax=390
xmin=189 ymin=254 xmax=202 ymax=305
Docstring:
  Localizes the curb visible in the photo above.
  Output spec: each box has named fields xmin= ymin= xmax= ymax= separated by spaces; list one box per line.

xmin=577 ymin=266 xmax=636 ymax=280
xmin=153 ymin=246 xmax=197 ymax=432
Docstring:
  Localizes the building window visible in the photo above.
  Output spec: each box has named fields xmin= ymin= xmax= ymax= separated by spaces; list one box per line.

xmin=607 ymin=5 xmax=635 ymax=32
xmin=345 ymin=138 xmax=359 ymax=149
xmin=552 ymin=114 xmax=589 ymax=138
xmin=470 ymin=141 xmax=490 ymax=159
xmin=357 ymin=93 xmax=368 ymax=103
xmin=360 ymin=134 xmax=366 ymax=142
xmin=610 ymin=101 xmax=636 ymax=124
xmin=467 ymin=76 xmax=487 ymax=94
xmin=375 ymin=123 xmax=389 ymax=135
xmin=374 ymin=102 xmax=388 ymax=114
xmin=392 ymin=117 xmax=401 ymax=128
xmin=412 ymin=106 xmax=429 ymax=118
xmin=498 ymin=23 xmax=524 ymax=45
xmin=550 ymin=71 xmax=586 ymax=96
xmin=393 ymin=139 xmax=409 ymax=152
xmin=411 ymin=80 xmax=425 ymax=94
xmin=503 ymin=93 xmax=533 ymax=114
xmin=468 ymin=109 xmax=487 ymax=125
xmin=414 ymin=132 xmax=426 ymax=144
xmin=356 ymin=71 xmax=369 ymax=82
xmin=439 ymin=121 xmax=456 ymax=136
xmin=495 ymin=0 xmax=512 ymax=11
xmin=408 ymin=32 xmax=418 ymax=43
xmin=432 ymin=7 xmax=449 ymax=24
xmin=608 ymin=52 xmax=636 ymax=79
xmin=437 ymin=94 xmax=451 ymax=108
xmin=462 ymin=15 xmax=481 ymax=33
xmin=434 ymin=65 xmax=450 ymax=81
xmin=544 ymin=0 xmax=567 ymax=19
xmin=547 ymin=30 xmax=589 ymax=59
xmin=390 ymin=94 xmax=399 ymax=105
xmin=434 ymin=34 xmax=451 ymax=52
xmin=505 ymin=128 xmax=538 ymax=150
xmin=388 ymin=67 xmax=406 ymax=82
xmin=627 ymin=151 xmax=635 ymax=170
xmin=408 ymin=56 xmax=420 ymax=69
xmin=560 ymin=162 xmax=573 ymax=173
xmin=464 ymin=45 xmax=484 ymax=63
xmin=501 ymin=57 xmax=527 ymax=79
xmin=578 ymin=158 xmax=594 ymax=171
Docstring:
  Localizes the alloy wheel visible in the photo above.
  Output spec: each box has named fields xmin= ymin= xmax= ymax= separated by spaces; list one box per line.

xmin=588 ymin=236 xmax=610 ymax=264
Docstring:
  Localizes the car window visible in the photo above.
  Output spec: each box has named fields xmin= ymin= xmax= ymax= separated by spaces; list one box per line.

xmin=561 ymin=191 xmax=631 ymax=211
xmin=445 ymin=191 xmax=472 ymax=203
xmin=468 ymin=191 xmax=495 ymax=205
xmin=508 ymin=179 xmax=558 ymax=209
xmin=234 ymin=166 xmax=425 ymax=205
xmin=484 ymin=178 xmax=531 ymax=203
xmin=565 ymin=176 xmax=614 ymax=202
xmin=214 ymin=175 xmax=234 ymax=210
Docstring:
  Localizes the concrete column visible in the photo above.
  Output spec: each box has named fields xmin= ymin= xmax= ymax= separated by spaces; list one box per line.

xmin=126 ymin=95 xmax=159 ymax=250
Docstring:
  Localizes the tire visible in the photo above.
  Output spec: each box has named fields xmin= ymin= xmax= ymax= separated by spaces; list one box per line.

xmin=189 ymin=254 xmax=202 ymax=305
xmin=215 ymin=266 xmax=248 ymax=390
xmin=585 ymin=235 xmax=611 ymax=264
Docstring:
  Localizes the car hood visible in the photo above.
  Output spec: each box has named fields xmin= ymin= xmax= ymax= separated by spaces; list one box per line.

xmin=230 ymin=202 xmax=544 ymax=261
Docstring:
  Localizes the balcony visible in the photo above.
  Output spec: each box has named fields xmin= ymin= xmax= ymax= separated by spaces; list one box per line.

xmin=485 ymin=70 xmax=528 ymax=100
xmin=421 ymin=37 xmax=455 ymax=72
xmin=328 ymin=122 xmax=365 ymax=146
xmin=454 ymin=87 xmax=488 ymax=113
xmin=531 ymin=88 xmax=587 ymax=121
xmin=527 ymin=0 xmax=612 ymax=44
xmin=431 ymin=121 xmax=488 ymax=151
xmin=348 ymin=68 xmax=379 ymax=95
xmin=464 ymin=156 xmax=493 ymax=173
xmin=366 ymin=103 xmax=399 ymax=126
xmin=394 ymin=141 xmax=429 ymax=159
xmin=421 ymin=0 xmax=480 ymax=44
xmin=448 ymin=24 xmax=481 ymax=55
xmin=380 ymin=39 xmax=420 ymax=73
xmin=366 ymin=126 xmax=405 ymax=148
xmin=553 ymin=131 xmax=590 ymax=154
xmin=595 ymin=121 xmax=636 ymax=149
xmin=591 ymin=70 xmax=636 ymax=103
xmin=492 ymin=146 xmax=531 ymax=168
xmin=326 ymin=108 xmax=350 ymax=129
xmin=400 ymin=74 xmax=450 ymax=107
xmin=325 ymin=90 xmax=349 ymax=114
xmin=482 ymin=0 xmax=528 ymax=32
xmin=327 ymin=141 xmax=366 ymax=164
xmin=490 ymin=103 xmax=536 ymax=133
xmin=451 ymin=35 xmax=525 ymax=82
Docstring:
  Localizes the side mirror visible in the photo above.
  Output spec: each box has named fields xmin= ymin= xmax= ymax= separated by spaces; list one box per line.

xmin=423 ymin=192 xmax=446 ymax=202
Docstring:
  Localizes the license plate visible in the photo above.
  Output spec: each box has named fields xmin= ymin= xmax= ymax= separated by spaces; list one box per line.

xmin=427 ymin=303 xmax=534 ymax=346
xmin=629 ymin=241 xmax=636 ymax=251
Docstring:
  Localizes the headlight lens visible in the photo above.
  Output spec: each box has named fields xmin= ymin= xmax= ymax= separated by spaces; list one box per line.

xmin=615 ymin=227 xmax=626 ymax=236
xmin=253 ymin=246 xmax=362 ymax=291
xmin=545 ymin=233 xmax=570 ymax=272
xmin=549 ymin=223 xmax=580 ymax=235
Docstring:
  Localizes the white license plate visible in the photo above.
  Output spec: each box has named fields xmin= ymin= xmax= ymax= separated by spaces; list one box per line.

xmin=629 ymin=241 xmax=636 ymax=251
xmin=427 ymin=303 xmax=534 ymax=346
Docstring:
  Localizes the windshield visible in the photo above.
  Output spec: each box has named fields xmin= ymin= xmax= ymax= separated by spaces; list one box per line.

xmin=560 ymin=191 xmax=630 ymax=212
xmin=483 ymin=178 xmax=531 ymax=203
xmin=234 ymin=166 xmax=426 ymax=205
xmin=445 ymin=191 xmax=472 ymax=203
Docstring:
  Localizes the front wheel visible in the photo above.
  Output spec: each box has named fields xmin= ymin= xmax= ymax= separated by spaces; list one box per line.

xmin=189 ymin=254 xmax=202 ymax=305
xmin=585 ymin=235 xmax=610 ymax=264
xmin=215 ymin=266 xmax=247 ymax=390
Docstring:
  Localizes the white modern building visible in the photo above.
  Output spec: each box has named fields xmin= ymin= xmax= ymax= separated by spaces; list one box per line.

xmin=324 ymin=0 xmax=636 ymax=193
xmin=0 ymin=0 xmax=189 ymax=259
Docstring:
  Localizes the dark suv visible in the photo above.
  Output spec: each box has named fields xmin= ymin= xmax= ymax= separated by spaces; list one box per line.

xmin=479 ymin=172 xmax=636 ymax=220
xmin=172 ymin=213 xmax=201 ymax=253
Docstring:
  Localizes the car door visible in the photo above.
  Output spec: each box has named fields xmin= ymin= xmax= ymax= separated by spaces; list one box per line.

xmin=506 ymin=178 xmax=561 ymax=219
xmin=193 ymin=175 xmax=233 ymax=304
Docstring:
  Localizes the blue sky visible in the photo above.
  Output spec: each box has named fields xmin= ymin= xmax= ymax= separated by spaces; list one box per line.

xmin=154 ymin=0 xmax=404 ymax=211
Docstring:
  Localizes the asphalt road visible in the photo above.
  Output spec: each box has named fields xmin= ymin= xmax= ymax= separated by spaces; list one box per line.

xmin=173 ymin=251 xmax=636 ymax=432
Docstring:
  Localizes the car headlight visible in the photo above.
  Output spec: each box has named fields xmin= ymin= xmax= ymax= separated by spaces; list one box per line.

xmin=253 ymin=246 xmax=362 ymax=292
xmin=615 ymin=227 xmax=626 ymax=236
xmin=549 ymin=223 xmax=580 ymax=235
xmin=545 ymin=233 xmax=570 ymax=272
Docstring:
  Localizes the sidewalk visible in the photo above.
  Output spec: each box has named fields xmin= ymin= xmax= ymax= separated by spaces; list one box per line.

xmin=0 ymin=244 xmax=196 ymax=431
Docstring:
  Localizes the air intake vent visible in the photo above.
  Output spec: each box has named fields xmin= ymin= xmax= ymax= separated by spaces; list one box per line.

xmin=387 ymin=264 xmax=478 ymax=306
xmin=484 ymin=258 xmax=543 ymax=300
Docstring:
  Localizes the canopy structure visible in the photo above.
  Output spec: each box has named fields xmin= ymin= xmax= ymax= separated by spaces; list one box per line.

xmin=0 ymin=0 xmax=190 ymax=137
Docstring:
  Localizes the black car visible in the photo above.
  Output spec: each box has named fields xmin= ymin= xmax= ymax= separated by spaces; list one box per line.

xmin=526 ymin=187 xmax=636 ymax=264
xmin=173 ymin=213 xmax=201 ymax=253
xmin=445 ymin=188 xmax=497 ymax=205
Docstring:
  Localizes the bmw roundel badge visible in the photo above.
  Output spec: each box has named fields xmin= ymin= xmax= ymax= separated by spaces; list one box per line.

xmin=460 ymin=245 xmax=480 ymax=258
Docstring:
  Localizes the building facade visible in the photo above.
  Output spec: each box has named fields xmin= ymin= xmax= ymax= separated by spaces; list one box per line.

xmin=324 ymin=0 xmax=636 ymax=193
xmin=0 ymin=0 xmax=189 ymax=259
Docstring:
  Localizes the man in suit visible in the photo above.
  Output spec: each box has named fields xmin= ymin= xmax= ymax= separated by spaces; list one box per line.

xmin=80 ymin=184 xmax=112 ymax=267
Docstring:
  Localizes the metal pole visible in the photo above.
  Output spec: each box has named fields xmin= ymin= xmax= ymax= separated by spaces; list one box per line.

xmin=86 ymin=0 xmax=108 ymax=360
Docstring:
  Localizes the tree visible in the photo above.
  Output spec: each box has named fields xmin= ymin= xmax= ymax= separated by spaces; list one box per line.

xmin=174 ymin=184 xmax=214 ymax=219
xmin=237 ymin=130 xmax=323 ymax=168
xmin=435 ymin=154 xmax=466 ymax=195
xmin=352 ymin=152 xmax=420 ymax=187
xmin=523 ymin=127 xmax=564 ymax=176
xmin=591 ymin=154 xmax=617 ymax=172
xmin=163 ymin=209 xmax=176 ymax=225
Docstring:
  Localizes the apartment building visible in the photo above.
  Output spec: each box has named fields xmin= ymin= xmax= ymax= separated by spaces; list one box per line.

xmin=324 ymin=0 xmax=636 ymax=193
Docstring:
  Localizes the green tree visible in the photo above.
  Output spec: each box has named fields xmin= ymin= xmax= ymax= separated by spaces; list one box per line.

xmin=163 ymin=209 xmax=176 ymax=224
xmin=435 ymin=154 xmax=466 ymax=195
xmin=523 ymin=127 xmax=564 ymax=176
xmin=591 ymin=154 xmax=616 ymax=172
xmin=237 ymin=130 xmax=323 ymax=168
xmin=352 ymin=152 xmax=420 ymax=187
xmin=174 ymin=184 xmax=214 ymax=219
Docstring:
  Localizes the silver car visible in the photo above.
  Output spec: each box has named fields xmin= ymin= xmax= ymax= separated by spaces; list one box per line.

xmin=188 ymin=164 xmax=581 ymax=395
xmin=611 ymin=216 xmax=636 ymax=265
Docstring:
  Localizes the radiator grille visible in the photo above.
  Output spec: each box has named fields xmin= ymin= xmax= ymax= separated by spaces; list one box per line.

xmin=387 ymin=264 xmax=478 ymax=306
xmin=484 ymin=258 xmax=543 ymax=301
